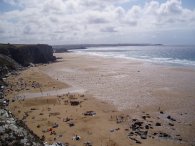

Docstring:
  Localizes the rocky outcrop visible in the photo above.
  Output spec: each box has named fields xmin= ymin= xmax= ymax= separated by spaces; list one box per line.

xmin=0 ymin=44 xmax=56 ymax=67
xmin=0 ymin=109 xmax=44 ymax=146
xmin=0 ymin=54 xmax=21 ymax=88
xmin=0 ymin=54 xmax=21 ymax=79
xmin=0 ymin=54 xmax=20 ymax=70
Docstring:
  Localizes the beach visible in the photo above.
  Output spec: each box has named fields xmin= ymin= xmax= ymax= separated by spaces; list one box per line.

xmin=5 ymin=52 xmax=195 ymax=146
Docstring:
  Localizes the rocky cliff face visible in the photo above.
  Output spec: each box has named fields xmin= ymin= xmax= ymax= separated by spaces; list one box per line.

xmin=0 ymin=108 xmax=44 ymax=146
xmin=0 ymin=44 xmax=56 ymax=67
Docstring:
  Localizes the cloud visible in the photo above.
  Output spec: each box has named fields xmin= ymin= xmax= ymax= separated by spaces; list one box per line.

xmin=124 ymin=5 xmax=141 ymax=26
xmin=0 ymin=0 xmax=195 ymax=44
xmin=87 ymin=12 xmax=110 ymax=24
xmin=101 ymin=26 xmax=118 ymax=32
xmin=159 ymin=0 xmax=182 ymax=15
xmin=0 ymin=27 xmax=5 ymax=34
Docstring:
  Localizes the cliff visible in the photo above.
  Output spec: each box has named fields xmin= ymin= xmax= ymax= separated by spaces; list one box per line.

xmin=0 ymin=43 xmax=56 ymax=100
xmin=0 ymin=44 xmax=56 ymax=67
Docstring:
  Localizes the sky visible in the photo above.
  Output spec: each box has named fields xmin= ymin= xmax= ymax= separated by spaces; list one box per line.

xmin=0 ymin=0 xmax=195 ymax=45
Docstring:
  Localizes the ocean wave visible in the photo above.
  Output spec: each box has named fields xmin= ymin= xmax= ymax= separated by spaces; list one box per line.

xmin=73 ymin=48 xmax=195 ymax=67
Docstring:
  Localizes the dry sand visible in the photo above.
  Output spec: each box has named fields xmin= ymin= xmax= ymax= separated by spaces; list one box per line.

xmin=5 ymin=53 xmax=195 ymax=146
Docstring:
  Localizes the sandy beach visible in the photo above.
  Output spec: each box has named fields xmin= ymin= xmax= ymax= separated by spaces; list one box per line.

xmin=5 ymin=53 xmax=195 ymax=146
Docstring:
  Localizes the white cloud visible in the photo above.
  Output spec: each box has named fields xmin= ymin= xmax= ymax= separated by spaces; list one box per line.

xmin=158 ymin=0 xmax=182 ymax=15
xmin=100 ymin=26 xmax=118 ymax=32
xmin=0 ymin=0 xmax=195 ymax=44
xmin=124 ymin=5 xmax=142 ymax=26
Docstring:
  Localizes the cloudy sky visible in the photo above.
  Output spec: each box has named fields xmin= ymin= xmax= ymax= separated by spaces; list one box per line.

xmin=0 ymin=0 xmax=195 ymax=45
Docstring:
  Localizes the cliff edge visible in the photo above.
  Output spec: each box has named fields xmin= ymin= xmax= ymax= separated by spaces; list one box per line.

xmin=0 ymin=44 xmax=56 ymax=67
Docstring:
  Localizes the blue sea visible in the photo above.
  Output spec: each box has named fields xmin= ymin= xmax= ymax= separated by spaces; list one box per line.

xmin=74 ymin=45 xmax=195 ymax=67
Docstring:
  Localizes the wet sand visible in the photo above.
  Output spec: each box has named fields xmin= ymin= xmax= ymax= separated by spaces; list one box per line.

xmin=5 ymin=53 xmax=195 ymax=146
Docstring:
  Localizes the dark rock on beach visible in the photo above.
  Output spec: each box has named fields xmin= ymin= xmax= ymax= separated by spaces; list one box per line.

xmin=167 ymin=115 xmax=176 ymax=122
xmin=155 ymin=122 xmax=161 ymax=126
xmin=128 ymin=119 xmax=149 ymax=143
xmin=127 ymin=112 xmax=184 ymax=145
xmin=158 ymin=132 xmax=171 ymax=138
xmin=83 ymin=111 xmax=96 ymax=116
xmin=169 ymin=123 xmax=174 ymax=126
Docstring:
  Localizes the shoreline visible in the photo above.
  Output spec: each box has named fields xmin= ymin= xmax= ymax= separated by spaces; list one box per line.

xmin=72 ymin=50 xmax=195 ymax=69
xmin=4 ymin=52 xmax=195 ymax=146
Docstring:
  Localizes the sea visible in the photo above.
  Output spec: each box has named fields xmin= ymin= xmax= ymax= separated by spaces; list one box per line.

xmin=74 ymin=45 xmax=195 ymax=67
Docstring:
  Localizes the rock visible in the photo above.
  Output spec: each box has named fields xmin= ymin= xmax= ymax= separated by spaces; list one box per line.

xmin=63 ymin=117 xmax=72 ymax=122
xmin=131 ymin=122 xmax=143 ymax=131
xmin=84 ymin=141 xmax=92 ymax=146
xmin=110 ymin=129 xmax=115 ymax=132
xmin=110 ymin=128 xmax=120 ymax=133
xmin=41 ymin=135 xmax=45 ymax=141
xmin=142 ymin=116 xmax=146 ymax=120
xmin=0 ymin=92 xmax=3 ymax=99
xmin=139 ymin=131 xmax=148 ymax=139
xmin=129 ymin=119 xmax=150 ymax=142
xmin=72 ymin=135 xmax=81 ymax=141
xmin=128 ymin=132 xmax=134 ymax=136
xmin=178 ymin=138 xmax=182 ymax=141
xmin=0 ymin=99 xmax=9 ymax=107
xmin=49 ymin=112 xmax=60 ymax=116
xmin=145 ymin=125 xmax=149 ymax=129
xmin=129 ymin=137 xmax=142 ymax=144
xmin=167 ymin=115 xmax=176 ymax=121
xmin=45 ymin=142 xmax=68 ymax=146
xmin=54 ymin=142 xmax=67 ymax=146
xmin=70 ymin=100 xmax=80 ymax=106
xmin=136 ymin=140 xmax=141 ymax=144
xmin=169 ymin=123 xmax=174 ymax=126
xmin=68 ymin=122 xmax=74 ymax=127
xmin=0 ymin=54 xmax=20 ymax=73
xmin=155 ymin=122 xmax=161 ymax=126
xmin=30 ymin=108 xmax=38 ymax=111
xmin=83 ymin=111 xmax=96 ymax=116
xmin=160 ymin=111 xmax=164 ymax=114
xmin=52 ymin=123 xmax=59 ymax=128
xmin=29 ymin=63 xmax=35 ymax=67
xmin=0 ymin=109 xmax=9 ymax=118
xmin=153 ymin=132 xmax=157 ymax=136
xmin=158 ymin=132 xmax=171 ymax=138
